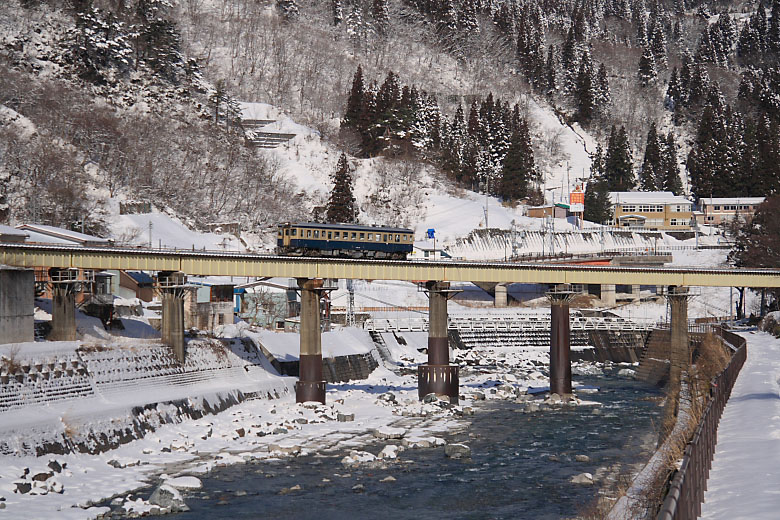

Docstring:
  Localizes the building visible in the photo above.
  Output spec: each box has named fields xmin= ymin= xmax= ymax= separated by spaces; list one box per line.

xmin=15 ymin=224 xmax=112 ymax=246
xmin=527 ymin=203 xmax=570 ymax=219
xmin=696 ymin=197 xmax=765 ymax=227
xmin=609 ymin=192 xmax=693 ymax=230
xmin=184 ymin=279 xmax=235 ymax=331
xmin=0 ymin=225 xmax=28 ymax=243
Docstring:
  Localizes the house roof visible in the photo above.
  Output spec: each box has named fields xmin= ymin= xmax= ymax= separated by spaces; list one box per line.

xmin=700 ymin=197 xmax=765 ymax=206
xmin=126 ymin=271 xmax=155 ymax=285
xmin=609 ymin=192 xmax=691 ymax=205
xmin=15 ymin=224 xmax=111 ymax=245
xmin=0 ymin=224 xmax=27 ymax=238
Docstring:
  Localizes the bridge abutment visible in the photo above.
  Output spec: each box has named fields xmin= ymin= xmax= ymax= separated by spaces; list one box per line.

xmin=548 ymin=287 xmax=575 ymax=396
xmin=49 ymin=268 xmax=78 ymax=342
xmin=418 ymin=281 xmax=459 ymax=403
xmin=296 ymin=278 xmax=326 ymax=404
xmin=158 ymin=271 xmax=187 ymax=363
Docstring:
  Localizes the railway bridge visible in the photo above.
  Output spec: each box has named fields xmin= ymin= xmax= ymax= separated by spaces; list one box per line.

xmin=2 ymin=243 xmax=779 ymax=404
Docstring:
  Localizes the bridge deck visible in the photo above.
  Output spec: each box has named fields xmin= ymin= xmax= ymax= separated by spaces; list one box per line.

xmin=1 ymin=243 xmax=779 ymax=287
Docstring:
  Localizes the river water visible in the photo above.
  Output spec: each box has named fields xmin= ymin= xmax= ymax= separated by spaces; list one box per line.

xmin=176 ymin=369 xmax=662 ymax=520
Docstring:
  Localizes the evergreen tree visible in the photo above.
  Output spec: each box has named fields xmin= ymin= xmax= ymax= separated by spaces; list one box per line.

xmin=665 ymin=67 xmax=682 ymax=112
xmin=457 ymin=0 xmax=479 ymax=32
xmin=649 ymin=20 xmax=667 ymax=69
xmin=595 ymin=63 xmax=611 ymax=108
xmin=639 ymin=122 xmax=663 ymax=191
xmin=584 ymin=144 xmax=612 ymax=224
xmin=574 ymin=51 xmax=595 ymax=123
xmin=343 ymin=65 xmax=365 ymax=129
xmin=372 ymin=0 xmax=389 ymax=37
xmin=638 ymin=46 xmax=657 ymax=86
xmin=546 ymin=44 xmax=557 ymax=95
xmin=499 ymin=120 xmax=537 ymax=201
xmin=276 ymin=0 xmax=299 ymax=21
xmin=604 ymin=125 xmax=635 ymax=191
xmin=662 ymin=132 xmax=683 ymax=195
xmin=327 ymin=153 xmax=357 ymax=223
xmin=333 ymin=0 xmax=343 ymax=26
xmin=770 ymin=0 xmax=780 ymax=54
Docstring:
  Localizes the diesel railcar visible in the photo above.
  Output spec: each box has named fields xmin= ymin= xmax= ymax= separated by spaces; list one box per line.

xmin=276 ymin=222 xmax=414 ymax=259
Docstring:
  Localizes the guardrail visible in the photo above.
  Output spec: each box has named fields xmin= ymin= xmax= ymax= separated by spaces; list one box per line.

xmin=656 ymin=327 xmax=747 ymax=520
xmin=364 ymin=315 xmax=657 ymax=333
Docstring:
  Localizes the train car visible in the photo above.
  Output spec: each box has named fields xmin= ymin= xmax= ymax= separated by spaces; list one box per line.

xmin=277 ymin=222 xmax=414 ymax=260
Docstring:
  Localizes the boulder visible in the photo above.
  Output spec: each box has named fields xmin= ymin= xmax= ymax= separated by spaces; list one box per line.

xmin=378 ymin=445 xmax=400 ymax=460
xmin=570 ymin=472 xmax=594 ymax=485
xmin=575 ymin=455 xmax=590 ymax=463
xmin=380 ymin=476 xmax=396 ymax=483
xmin=444 ymin=443 xmax=471 ymax=459
xmin=337 ymin=413 xmax=355 ymax=422
xmin=373 ymin=427 xmax=405 ymax=440
xmin=422 ymin=393 xmax=438 ymax=403
xmin=149 ymin=484 xmax=190 ymax=513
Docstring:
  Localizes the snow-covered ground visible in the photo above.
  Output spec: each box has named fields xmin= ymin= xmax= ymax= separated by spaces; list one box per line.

xmin=701 ymin=331 xmax=780 ymax=519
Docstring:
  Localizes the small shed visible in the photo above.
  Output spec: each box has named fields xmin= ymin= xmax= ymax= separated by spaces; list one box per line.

xmin=0 ymin=225 xmax=28 ymax=243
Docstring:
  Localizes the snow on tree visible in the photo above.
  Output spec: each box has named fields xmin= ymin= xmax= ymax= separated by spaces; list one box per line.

xmin=327 ymin=153 xmax=358 ymax=223
xmin=333 ymin=0 xmax=343 ymax=26
xmin=276 ymin=0 xmax=299 ymax=21
xmin=604 ymin=125 xmax=634 ymax=191
xmin=662 ymin=132 xmax=683 ymax=195
xmin=639 ymin=122 xmax=663 ymax=191
xmin=637 ymin=46 xmax=657 ymax=86
xmin=499 ymin=119 xmax=538 ymax=201
xmin=584 ymin=144 xmax=612 ymax=224
xmin=372 ymin=0 xmax=390 ymax=37
xmin=574 ymin=50 xmax=595 ymax=123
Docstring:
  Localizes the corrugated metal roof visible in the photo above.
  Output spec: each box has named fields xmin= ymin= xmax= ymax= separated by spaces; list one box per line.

xmin=0 ymin=224 xmax=27 ymax=237
xmin=15 ymin=224 xmax=111 ymax=244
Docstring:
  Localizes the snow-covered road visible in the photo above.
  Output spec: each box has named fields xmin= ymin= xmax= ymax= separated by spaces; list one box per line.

xmin=701 ymin=332 xmax=780 ymax=519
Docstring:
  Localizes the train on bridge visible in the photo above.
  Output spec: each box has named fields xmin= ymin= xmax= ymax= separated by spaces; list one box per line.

xmin=276 ymin=222 xmax=414 ymax=260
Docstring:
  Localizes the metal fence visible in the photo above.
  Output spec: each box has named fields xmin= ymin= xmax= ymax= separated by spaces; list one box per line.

xmin=363 ymin=315 xmax=657 ymax=333
xmin=656 ymin=327 xmax=747 ymax=520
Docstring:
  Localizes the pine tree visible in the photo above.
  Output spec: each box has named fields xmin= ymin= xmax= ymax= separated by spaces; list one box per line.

xmin=770 ymin=0 xmax=780 ymax=54
xmin=640 ymin=123 xmax=663 ymax=191
xmin=545 ymin=45 xmax=557 ymax=95
xmin=638 ymin=46 xmax=657 ymax=86
xmin=343 ymin=65 xmax=365 ymax=129
xmin=327 ymin=153 xmax=357 ymax=223
xmin=604 ymin=125 xmax=635 ymax=191
xmin=499 ymin=120 xmax=537 ymax=201
xmin=372 ymin=0 xmax=389 ymax=37
xmin=457 ymin=0 xmax=479 ymax=32
xmin=595 ymin=63 xmax=611 ymax=108
xmin=584 ymin=144 xmax=612 ymax=224
xmin=276 ymin=0 xmax=299 ymax=21
xmin=665 ymin=67 xmax=682 ymax=112
xmin=574 ymin=51 xmax=595 ymax=123
xmin=333 ymin=0 xmax=343 ymax=26
xmin=662 ymin=132 xmax=683 ymax=195
xmin=649 ymin=20 xmax=667 ymax=69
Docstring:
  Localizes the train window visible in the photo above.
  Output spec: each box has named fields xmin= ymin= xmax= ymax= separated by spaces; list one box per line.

xmin=383 ymin=234 xmax=387 ymax=241
xmin=278 ymin=229 xmax=283 ymax=237
xmin=359 ymin=233 xmax=365 ymax=240
xmin=375 ymin=234 xmax=380 ymax=241
xmin=314 ymin=230 xmax=320 ymax=238
xmin=306 ymin=229 xmax=312 ymax=237
xmin=395 ymin=234 xmax=400 ymax=242
xmin=351 ymin=232 xmax=357 ymax=239
xmin=285 ymin=229 xmax=290 ymax=236
xmin=327 ymin=232 xmax=332 ymax=239
xmin=292 ymin=229 xmax=297 ymax=236
xmin=334 ymin=231 xmax=339 ymax=238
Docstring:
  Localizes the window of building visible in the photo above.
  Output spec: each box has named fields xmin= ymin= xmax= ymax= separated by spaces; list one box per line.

xmin=621 ymin=205 xmax=636 ymax=212
xmin=714 ymin=205 xmax=720 ymax=210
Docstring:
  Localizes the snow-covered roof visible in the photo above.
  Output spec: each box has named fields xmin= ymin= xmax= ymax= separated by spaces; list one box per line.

xmin=699 ymin=197 xmax=765 ymax=206
xmin=0 ymin=224 xmax=27 ymax=238
xmin=609 ymin=192 xmax=691 ymax=205
xmin=16 ymin=224 xmax=111 ymax=245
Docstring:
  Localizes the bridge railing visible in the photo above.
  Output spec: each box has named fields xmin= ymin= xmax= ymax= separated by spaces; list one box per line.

xmin=656 ymin=327 xmax=747 ymax=520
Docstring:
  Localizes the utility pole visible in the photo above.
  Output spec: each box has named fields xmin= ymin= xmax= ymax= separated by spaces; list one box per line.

xmin=148 ymin=221 xmax=153 ymax=248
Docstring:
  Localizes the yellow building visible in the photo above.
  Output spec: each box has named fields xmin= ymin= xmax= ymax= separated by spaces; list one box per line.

xmin=696 ymin=197 xmax=765 ymax=227
xmin=609 ymin=192 xmax=693 ymax=230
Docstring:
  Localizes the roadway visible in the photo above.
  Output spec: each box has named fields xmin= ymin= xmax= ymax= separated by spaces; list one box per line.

xmin=1 ymin=243 xmax=779 ymax=287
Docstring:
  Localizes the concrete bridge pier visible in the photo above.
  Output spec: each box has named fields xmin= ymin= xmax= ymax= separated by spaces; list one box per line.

xmin=296 ymin=278 xmax=326 ymax=404
xmin=548 ymin=287 xmax=576 ymax=396
xmin=418 ymin=281 xmax=459 ymax=403
xmin=49 ymin=268 xmax=78 ymax=341
xmin=494 ymin=283 xmax=508 ymax=308
xmin=668 ymin=286 xmax=691 ymax=390
xmin=601 ymin=284 xmax=616 ymax=306
xmin=158 ymin=271 xmax=187 ymax=363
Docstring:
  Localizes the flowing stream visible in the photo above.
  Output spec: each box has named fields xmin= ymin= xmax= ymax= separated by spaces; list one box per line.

xmin=176 ymin=369 xmax=662 ymax=520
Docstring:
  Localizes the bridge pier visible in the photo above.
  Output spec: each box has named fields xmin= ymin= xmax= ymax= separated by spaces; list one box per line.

xmin=296 ymin=278 xmax=326 ymax=404
xmin=494 ymin=283 xmax=508 ymax=308
xmin=49 ymin=268 xmax=78 ymax=341
xmin=548 ymin=287 xmax=575 ymax=396
xmin=158 ymin=271 xmax=187 ymax=363
xmin=668 ymin=286 xmax=691 ymax=390
xmin=601 ymin=284 xmax=616 ymax=306
xmin=418 ymin=281 xmax=459 ymax=403
xmin=631 ymin=284 xmax=641 ymax=302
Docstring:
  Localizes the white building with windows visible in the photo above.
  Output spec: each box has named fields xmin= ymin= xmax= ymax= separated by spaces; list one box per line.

xmin=608 ymin=192 xmax=694 ymax=230
xmin=696 ymin=197 xmax=765 ymax=227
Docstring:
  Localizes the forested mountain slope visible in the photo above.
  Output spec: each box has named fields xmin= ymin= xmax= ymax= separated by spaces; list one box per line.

xmin=1 ymin=0 xmax=778 ymax=239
